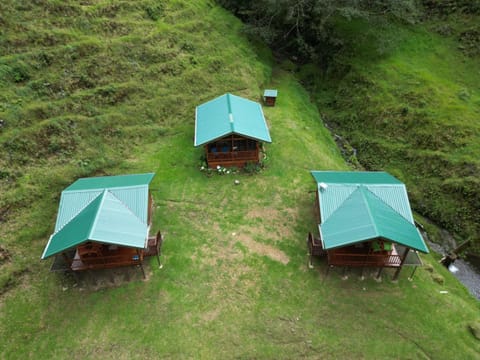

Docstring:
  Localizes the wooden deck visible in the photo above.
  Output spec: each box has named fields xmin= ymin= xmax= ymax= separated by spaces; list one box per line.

xmin=71 ymin=246 xmax=143 ymax=271
xmin=307 ymin=232 xmax=402 ymax=268
xmin=207 ymin=150 xmax=259 ymax=168
xmin=52 ymin=231 xmax=164 ymax=273
xmin=327 ymin=246 xmax=402 ymax=268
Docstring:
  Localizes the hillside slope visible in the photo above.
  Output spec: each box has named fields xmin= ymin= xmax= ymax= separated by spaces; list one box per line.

xmin=1 ymin=1 xmax=479 ymax=359
xmin=314 ymin=14 xmax=480 ymax=251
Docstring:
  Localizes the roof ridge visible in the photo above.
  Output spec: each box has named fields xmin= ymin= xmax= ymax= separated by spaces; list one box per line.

xmin=226 ymin=93 xmax=235 ymax=132
xmin=364 ymin=185 xmax=413 ymax=223
xmin=88 ymin=189 xmax=109 ymax=239
xmin=53 ymin=191 xmax=104 ymax=235
xmin=107 ymin=189 xmax=147 ymax=225
xmin=359 ymin=186 xmax=379 ymax=236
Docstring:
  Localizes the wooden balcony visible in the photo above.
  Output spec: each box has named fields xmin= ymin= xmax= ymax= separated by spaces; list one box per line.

xmin=327 ymin=245 xmax=402 ymax=268
xmin=307 ymin=233 xmax=403 ymax=268
xmin=51 ymin=231 xmax=163 ymax=273
xmin=206 ymin=150 xmax=259 ymax=168
xmin=71 ymin=245 xmax=144 ymax=271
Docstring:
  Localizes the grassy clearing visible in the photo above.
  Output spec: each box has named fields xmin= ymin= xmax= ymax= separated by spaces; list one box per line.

xmin=313 ymin=17 xmax=480 ymax=249
xmin=1 ymin=1 xmax=480 ymax=359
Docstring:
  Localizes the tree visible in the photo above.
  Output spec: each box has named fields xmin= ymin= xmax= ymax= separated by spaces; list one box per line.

xmin=218 ymin=0 xmax=420 ymax=65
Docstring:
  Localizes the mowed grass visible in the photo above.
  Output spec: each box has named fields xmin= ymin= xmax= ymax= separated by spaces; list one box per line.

xmin=2 ymin=69 xmax=480 ymax=359
xmin=1 ymin=1 xmax=480 ymax=359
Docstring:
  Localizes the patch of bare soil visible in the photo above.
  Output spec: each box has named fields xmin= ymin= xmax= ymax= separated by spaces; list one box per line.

xmin=236 ymin=233 xmax=290 ymax=265
xmin=245 ymin=207 xmax=296 ymax=240
xmin=200 ymin=307 xmax=221 ymax=323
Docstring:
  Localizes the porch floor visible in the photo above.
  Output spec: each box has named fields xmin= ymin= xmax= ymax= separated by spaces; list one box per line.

xmin=327 ymin=245 xmax=402 ymax=268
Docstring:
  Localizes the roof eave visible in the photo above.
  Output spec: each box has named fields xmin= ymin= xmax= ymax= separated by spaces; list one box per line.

xmin=194 ymin=131 xmax=271 ymax=147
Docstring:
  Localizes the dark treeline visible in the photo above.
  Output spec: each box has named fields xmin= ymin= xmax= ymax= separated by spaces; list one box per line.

xmin=218 ymin=0 xmax=480 ymax=68
xmin=218 ymin=0 xmax=419 ymax=66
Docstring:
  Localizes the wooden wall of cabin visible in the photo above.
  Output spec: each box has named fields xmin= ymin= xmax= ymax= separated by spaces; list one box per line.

xmin=205 ymin=135 xmax=260 ymax=168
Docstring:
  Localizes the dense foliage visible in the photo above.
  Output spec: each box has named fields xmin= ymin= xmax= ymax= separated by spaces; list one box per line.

xmin=218 ymin=0 xmax=420 ymax=65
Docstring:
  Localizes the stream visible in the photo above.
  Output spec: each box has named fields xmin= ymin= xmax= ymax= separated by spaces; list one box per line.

xmin=428 ymin=241 xmax=480 ymax=300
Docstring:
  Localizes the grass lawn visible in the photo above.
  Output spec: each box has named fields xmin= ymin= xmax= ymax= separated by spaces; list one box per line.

xmin=1 ymin=1 xmax=480 ymax=359
xmin=2 ymin=70 xmax=480 ymax=359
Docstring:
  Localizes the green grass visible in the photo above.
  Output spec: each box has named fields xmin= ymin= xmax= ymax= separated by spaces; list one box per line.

xmin=1 ymin=1 xmax=480 ymax=359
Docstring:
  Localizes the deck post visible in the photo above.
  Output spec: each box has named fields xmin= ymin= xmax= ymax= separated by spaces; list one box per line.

xmin=393 ymin=247 xmax=410 ymax=281
xmin=408 ymin=266 xmax=418 ymax=281
xmin=325 ymin=264 xmax=331 ymax=277
xmin=157 ymin=232 xmax=163 ymax=269
xmin=376 ymin=267 xmax=383 ymax=280
xmin=137 ymin=249 xmax=146 ymax=279
xmin=72 ymin=270 xmax=80 ymax=283
xmin=61 ymin=252 xmax=72 ymax=267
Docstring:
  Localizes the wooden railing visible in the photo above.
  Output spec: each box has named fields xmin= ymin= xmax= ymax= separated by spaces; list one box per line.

xmin=328 ymin=252 xmax=402 ymax=267
xmin=308 ymin=232 xmax=326 ymax=257
xmin=207 ymin=150 xmax=258 ymax=162
xmin=71 ymin=254 xmax=143 ymax=270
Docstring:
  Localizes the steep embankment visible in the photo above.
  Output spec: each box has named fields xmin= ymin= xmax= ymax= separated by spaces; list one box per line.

xmin=314 ymin=13 xmax=480 ymax=251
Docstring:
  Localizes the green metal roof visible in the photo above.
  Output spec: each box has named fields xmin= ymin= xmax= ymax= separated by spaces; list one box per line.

xmin=194 ymin=93 xmax=272 ymax=146
xmin=263 ymin=89 xmax=278 ymax=97
xmin=312 ymin=171 xmax=428 ymax=253
xmin=65 ymin=173 xmax=155 ymax=191
xmin=41 ymin=173 xmax=154 ymax=259
xmin=311 ymin=171 xmax=402 ymax=185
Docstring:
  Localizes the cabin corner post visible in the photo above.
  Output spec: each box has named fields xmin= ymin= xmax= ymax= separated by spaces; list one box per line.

xmin=61 ymin=252 xmax=72 ymax=267
xmin=409 ymin=266 xmax=418 ymax=281
xmin=393 ymin=247 xmax=410 ymax=281
xmin=156 ymin=231 xmax=162 ymax=268
xmin=137 ymin=249 xmax=146 ymax=279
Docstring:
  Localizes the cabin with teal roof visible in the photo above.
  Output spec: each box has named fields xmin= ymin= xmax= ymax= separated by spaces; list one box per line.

xmin=194 ymin=93 xmax=272 ymax=168
xmin=308 ymin=171 xmax=428 ymax=280
xmin=41 ymin=173 xmax=162 ymax=277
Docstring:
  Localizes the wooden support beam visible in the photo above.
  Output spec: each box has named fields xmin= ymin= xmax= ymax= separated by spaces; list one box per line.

xmin=137 ymin=249 xmax=146 ymax=279
xmin=61 ymin=252 xmax=72 ymax=267
xmin=376 ymin=267 xmax=383 ymax=280
xmin=393 ymin=247 xmax=410 ymax=281
xmin=408 ymin=266 xmax=418 ymax=281
xmin=325 ymin=264 xmax=331 ymax=277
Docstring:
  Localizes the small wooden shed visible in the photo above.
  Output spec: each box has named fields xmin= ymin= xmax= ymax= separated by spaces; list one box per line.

xmin=41 ymin=173 xmax=162 ymax=278
xmin=194 ymin=93 xmax=272 ymax=168
xmin=308 ymin=171 xmax=428 ymax=280
xmin=263 ymin=89 xmax=278 ymax=106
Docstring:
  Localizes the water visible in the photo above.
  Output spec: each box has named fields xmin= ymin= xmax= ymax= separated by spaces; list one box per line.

xmin=428 ymin=241 xmax=480 ymax=300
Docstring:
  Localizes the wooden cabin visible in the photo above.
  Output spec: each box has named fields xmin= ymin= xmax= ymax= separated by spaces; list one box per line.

xmin=194 ymin=93 xmax=272 ymax=168
xmin=308 ymin=171 xmax=428 ymax=280
xmin=41 ymin=173 xmax=163 ymax=278
xmin=263 ymin=89 xmax=278 ymax=106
